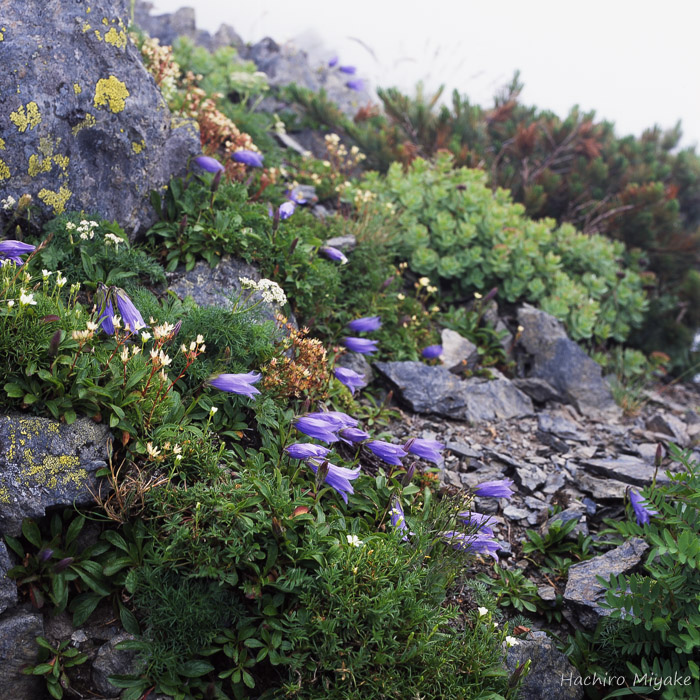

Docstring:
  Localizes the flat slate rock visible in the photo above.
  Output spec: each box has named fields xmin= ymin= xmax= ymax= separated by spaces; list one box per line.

xmin=373 ymin=361 xmax=533 ymax=423
xmin=582 ymin=456 xmax=670 ymax=487
xmin=0 ymin=415 xmax=110 ymax=536
xmin=564 ymin=538 xmax=648 ymax=628
xmin=0 ymin=608 xmax=44 ymax=700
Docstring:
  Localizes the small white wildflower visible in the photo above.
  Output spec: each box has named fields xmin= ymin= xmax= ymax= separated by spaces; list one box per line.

xmin=55 ymin=273 xmax=67 ymax=288
xmin=239 ymin=276 xmax=257 ymax=290
xmin=146 ymin=442 xmax=161 ymax=458
xmin=7 ymin=300 xmax=15 ymax=308
xmin=159 ymin=369 xmax=168 ymax=382
xmin=65 ymin=222 xmax=76 ymax=231
xmin=397 ymin=293 xmax=406 ymax=300
xmin=131 ymin=346 xmax=141 ymax=356
xmin=209 ymin=406 xmax=218 ymax=416
xmin=19 ymin=290 xmax=36 ymax=306
xmin=140 ymin=331 xmax=152 ymax=342
xmin=478 ymin=607 xmax=489 ymax=617
xmin=112 ymin=315 xmax=122 ymax=329
xmin=158 ymin=350 xmax=172 ymax=367
xmin=505 ymin=636 xmax=519 ymax=647
xmin=1 ymin=196 xmax=17 ymax=211
xmin=189 ymin=341 xmax=196 ymax=352
xmin=181 ymin=343 xmax=188 ymax=354
xmin=86 ymin=321 xmax=98 ymax=332
xmin=150 ymin=348 xmax=159 ymax=360
xmin=42 ymin=269 xmax=52 ymax=279
xmin=153 ymin=322 xmax=174 ymax=339
xmin=70 ymin=282 xmax=80 ymax=294
xmin=474 ymin=292 xmax=483 ymax=300
xmin=104 ymin=233 xmax=123 ymax=247
xmin=196 ymin=334 xmax=204 ymax=345
xmin=120 ymin=346 xmax=129 ymax=362
xmin=346 ymin=534 xmax=363 ymax=548
xmin=418 ymin=277 xmax=430 ymax=287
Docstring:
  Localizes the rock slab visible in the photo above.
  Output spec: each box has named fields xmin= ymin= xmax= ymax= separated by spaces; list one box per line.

xmin=0 ymin=608 xmax=44 ymax=700
xmin=0 ymin=415 xmax=110 ymax=536
xmin=0 ymin=0 xmax=200 ymax=234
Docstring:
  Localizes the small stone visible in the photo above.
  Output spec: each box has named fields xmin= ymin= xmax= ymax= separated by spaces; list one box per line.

xmin=503 ymin=505 xmax=530 ymax=521
xmin=645 ymin=413 xmax=689 ymax=447
xmin=92 ymin=632 xmax=138 ymax=697
xmin=538 ymin=585 xmax=558 ymax=603
xmin=439 ymin=328 xmax=479 ymax=372
xmin=446 ymin=441 xmax=481 ymax=459
xmin=324 ymin=234 xmax=356 ymax=251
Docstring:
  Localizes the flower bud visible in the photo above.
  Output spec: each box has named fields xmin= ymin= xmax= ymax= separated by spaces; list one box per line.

xmin=655 ymin=443 xmax=664 ymax=468
xmin=38 ymin=548 xmax=54 ymax=563
xmin=53 ymin=557 xmax=74 ymax=572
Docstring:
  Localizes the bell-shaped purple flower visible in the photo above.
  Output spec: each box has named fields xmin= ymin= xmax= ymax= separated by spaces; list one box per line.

xmin=287 ymin=187 xmax=307 ymax=204
xmin=421 ymin=344 xmax=443 ymax=359
xmin=346 ymin=79 xmax=365 ymax=92
xmin=334 ymin=367 xmax=366 ymax=394
xmin=320 ymin=246 xmax=348 ymax=264
xmin=115 ymin=288 xmax=147 ymax=333
xmin=629 ymin=489 xmax=658 ymax=526
xmin=441 ymin=531 xmax=500 ymax=561
xmin=232 ymin=150 xmax=264 ymax=168
xmin=278 ymin=201 xmax=296 ymax=220
xmin=342 ymin=337 xmax=378 ymax=355
xmin=285 ymin=443 xmax=331 ymax=461
xmin=328 ymin=55 xmax=339 ymax=68
xmin=339 ymin=426 xmax=371 ymax=444
xmin=366 ymin=440 xmax=407 ymax=466
xmin=405 ymin=438 xmax=444 ymax=465
xmin=339 ymin=65 xmax=357 ymax=74
xmin=346 ymin=316 xmax=381 ymax=333
xmin=0 ymin=240 xmax=36 ymax=266
xmin=457 ymin=511 xmax=494 ymax=537
xmin=98 ymin=298 xmax=116 ymax=335
xmin=304 ymin=411 xmax=358 ymax=430
xmin=192 ymin=155 xmax=224 ymax=173
xmin=210 ymin=371 xmax=261 ymax=397
xmin=294 ymin=415 xmax=340 ymax=443
xmin=307 ymin=458 xmax=360 ymax=504
xmin=475 ymin=478 xmax=514 ymax=500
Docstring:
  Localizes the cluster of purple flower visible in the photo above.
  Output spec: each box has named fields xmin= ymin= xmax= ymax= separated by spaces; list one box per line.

xmin=97 ymin=285 xmax=148 ymax=335
xmin=342 ymin=314 xmax=381 ymax=357
xmin=327 ymin=56 xmax=364 ymax=91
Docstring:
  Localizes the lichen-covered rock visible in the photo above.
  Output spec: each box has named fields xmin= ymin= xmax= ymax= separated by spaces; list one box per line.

xmin=0 ymin=540 xmax=18 ymax=614
xmin=0 ymin=608 xmax=44 ymax=700
xmin=0 ymin=415 xmax=110 ymax=536
xmin=0 ymin=0 xmax=200 ymax=234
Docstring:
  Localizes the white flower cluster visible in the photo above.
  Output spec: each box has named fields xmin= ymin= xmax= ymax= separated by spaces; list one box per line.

xmin=1 ymin=196 xmax=16 ymax=211
xmin=66 ymin=220 xmax=99 ymax=240
xmin=104 ymin=233 xmax=124 ymax=248
xmin=239 ymin=277 xmax=287 ymax=306
xmin=229 ymin=70 xmax=269 ymax=92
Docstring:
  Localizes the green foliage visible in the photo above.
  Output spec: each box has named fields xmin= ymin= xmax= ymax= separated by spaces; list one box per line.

xmin=352 ymin=154 xmax=648 ymax=344
xmin=479 ymin=565 xmax=540 ymax=614
xmin=33 ymin=213 xmax=165 ymax=288
xmin=568 ymin=445 xmax=700 ymax=697
xmin=23 ymin=636 xmax=88 ymax=699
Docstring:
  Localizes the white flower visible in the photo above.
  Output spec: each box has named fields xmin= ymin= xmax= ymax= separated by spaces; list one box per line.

xmin=346 ymin=534 xmax=363 ymax=548
xmin=131 ymin=346 xmax=141 ymax=356
xmin=86 ymin=321 xmax=99 ymax=332
xmin=7 ymin=300 xmax=15 ymax=307
xmin=42 ymin=269 xmax=52 ymax=279
xmin=65 ymin=222 xmax=76 ymax=231
xmin=1 ymin=196 xmax=17 ymax=210
xmin=104 ymin=233 xmax=123 ymax=247
xmin=505 ymin=636 xmax=519 ymax=647
xmin=120 ymin=346 xmax=129 ymax=362
xmin=209 ymin=406 xmax=218 ymax=416
xmin=19 ymin=291 xmax=36 ymax=306
xmin=55 ymin=273 xmax=67 ymax=288
xmin=150 ymin=348 xmax=159 ymax=360
xmin=140 ymin=331 xmax=152 ymax=342
xmin=196 ymin=334 xmax=204 ymax=344
xmin=478 ymin=607 xmax=489 ymax=617
xmin=146 ymin=442 xmax=161 ymax=458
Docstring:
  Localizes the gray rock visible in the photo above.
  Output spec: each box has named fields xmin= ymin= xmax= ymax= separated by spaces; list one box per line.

xmin=274 ymin=131 xmax=310 ymax=156
xmin=637 ymin=442 xmax=663 ymax=465
xmin=0 ymin=541 xmax=18 ymax=615
xmin=0 ymin=0 xmax=200 ymax=236
xmin=513 ymin=377 xmax=562 ymax=403
xmin=583 ymin=456 xmax=669 ymax=487
xmin=439 ymin=329 xmax=480 ymax=373
xmin=0 ymin=608 xmax=44 ymax=700
xmin=505 ymin=631 xmax=583 ymax=700
xmin=564 ymin=538 xmax=648 ymax=628
xmin=373 ymin=362 xmax=533 ymax=423
xmin=324 ymin=235 xmax=357 ymax=251
xmin=538 ymin=412 xmax=588 ymax=442
xmin=0 ymin=415 xmax=110 ymax=536
xmin=576 ymin=472 xmax=629 ymax=501
xmin=517 ymin=305 xmax=620 ymax=419
xmin=645 ymin=413 xmax=689 ymax=447
xmin=446 ymin=441 xmax=481 ymax=459
xmin=515 ymin=463 xmax=548 ymax=492
xmin=92 ymin=631 xmax=138 ymax=696
xmin=167 ymin=256 xmax=294 ymax=328
xmin=503 ymin=505 xmax=530 ymax=521
xmin=242 ymin=38 xmax=372 ymax=118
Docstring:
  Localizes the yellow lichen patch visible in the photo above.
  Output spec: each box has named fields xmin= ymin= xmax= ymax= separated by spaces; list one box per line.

xmin=25 ymin=454 xmax=86 ymax=493
xmin=0 ymin=485 xmax=10 ymax=504
xmin=131 ymin=139 xmax=145 ymax=154
xmin=28 ymin=137 xmax=69 ymax=178
xmin=0 ymin=159 xmax=10 ymax=181
xmin=82 ymin=22 xmax=91 ymax=33
xmin=73 ymin=83 xmax=82 ymax=95
xmin=104 ymin=27 xmax=127 ymax=48
xmin=54 ymin=154 xmax=70 ymax=173
xmin=10 ymin=101 xmax=41 ymax=132
xmin=28 ymin=153 xmax=51 ymax=177
xmin=93 ymin=76 xmax=129 ymax=113
xmin=94 ymin=30 xmax=103 ymax=41
xmin=0 ymin=31 xmax=4 ymax=42
xmin=38 ymin=186 xmax=72 ymax=214
xmin=102 ymin=17 xmax=109 ymax=25
xmin=0 ymin=138 xmax=5 ymax=149
xmin=71 ymin=112 xmax=96 ymax=136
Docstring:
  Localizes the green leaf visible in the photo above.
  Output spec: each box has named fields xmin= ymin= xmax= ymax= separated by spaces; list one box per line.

xmin=180 ymin=660 xmax=214 ymax=677
xmin=22 ymin=519 xmax=42 ymax=548
xmin=71 ymin=593 xmax=102 ymax=627
xmin=4 ymin=382 xmax=25 ymax=398
xmin=119 ymin=605 xmax=140 ymax=636
xmin=64 ymin=516 xmax=85 ymax=547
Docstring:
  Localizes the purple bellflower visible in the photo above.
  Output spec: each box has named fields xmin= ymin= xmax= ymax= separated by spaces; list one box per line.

xmin=285 ymin=443 xmax=331 ymax=461
xmin=389 ymin=498 xmax=410 ymax=541
xmin=98 ymin=298 xmax=116 ymax=335
xmin=307 ymin=458 xmax=360 ymax=504
xmin=629 ymin=489 xmax=658 ymax=526
xmin=232 ymin=150 xmax=264 ymax=168
xmin=366 ymin=440 xmax=407 ymax=466
xmin=339 ymin=65 xmax=357 ymax=74
xmin=320 ymin=246 xmax=348 ymax=264
xmin=346 ymin=79 xmax=365 ymax=92
xmin=328 ymin=55 xmax=339 ymax=68
xmin=346 ymin=316 xmax=382 ymax=333
xmin=287 ymin=187 xmax=307 ymax=204
xmin=339 ymin=426 xmax=371 ymax=444
xmin=441 ymin=531 xmax=501 ymax=561
xmin=0 ymin=240 xmax=36 ymax=266
xmin=115 ymin=288 xmax=147 ymax=333
xmin=342 ymin=337 xmax=378 ymax=355
xmin=304 ymin=411 xmax=358 ymax=430
xmin=405 ymin=438 xmax=444 ymax=465
xmin=192 ymin=155 xmax=224 ymax=173
xmin=293 ymin=415 xmax=340 ymax=443
xmin=475 ymin=478 xmax=514 ymax=500
xmin=457 ymin=511 xmax=494 ymax=537
xmin=421 ymin=344 xmax=443 ymax=359
xmin=278 ymin=201 xmax=296 ymax=220
xmin=334 ymin=367 xmax=366 ymax=394
xmin=210 ymin=371 xmax=261 ymax=398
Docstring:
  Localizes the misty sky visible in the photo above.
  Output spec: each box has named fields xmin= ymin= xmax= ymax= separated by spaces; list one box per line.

xmin=150 ymin=0 xmax=700 ymax=149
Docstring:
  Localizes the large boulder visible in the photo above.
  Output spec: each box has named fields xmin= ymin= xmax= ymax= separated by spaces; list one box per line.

xmin=0 ymin=608 xmax=44 ymax=700
xmin=373 ymin=361 xmax=533 ymax=423
xmin=0 ymin=415 xmax=110 ymax=536
xmin=0 ymin=0 xmax=200 ymax=234
xmin=516 ymin=305 xmax=620 ymax=420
